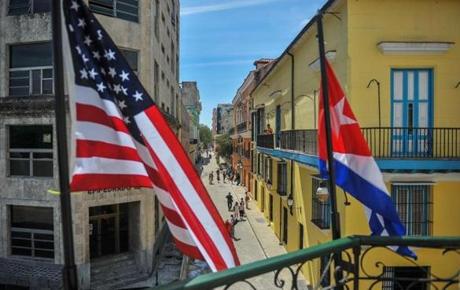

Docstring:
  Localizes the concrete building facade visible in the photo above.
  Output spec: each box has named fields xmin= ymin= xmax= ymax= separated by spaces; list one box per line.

xmin=181 ymin=81 xmax=202 ymax=163
xmin=0 ymin=0 xmax=181 ymax=288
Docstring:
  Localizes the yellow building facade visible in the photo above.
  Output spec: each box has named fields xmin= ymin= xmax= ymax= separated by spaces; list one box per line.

xmin=250 ymin=0 xmax=460 ymax=288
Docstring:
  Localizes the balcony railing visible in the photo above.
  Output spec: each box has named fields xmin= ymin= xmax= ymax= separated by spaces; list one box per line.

xmin=229 ymin=127 xmax=235 ymax=135
xmin=151 ymin=235 xmax=460 ymax=290
xmin=258 ymin=128 xmax=460 ymax=159
xmin=280 ymin=130 xmax=317 ymax=155
xmin=362 ymin=127 xmax=460 ymax=159
xmin=256 ymin=134 xmax=274 ymax=149
xmin=237 ymin=122 xmax=248 ymax=133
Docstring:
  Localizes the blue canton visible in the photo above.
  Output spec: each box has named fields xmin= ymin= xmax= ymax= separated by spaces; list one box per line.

xmin=64 ymin=0 xmax=154 ymax=143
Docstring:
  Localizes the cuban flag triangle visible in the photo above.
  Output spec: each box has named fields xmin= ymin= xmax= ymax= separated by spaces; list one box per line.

xmin=318 ymin=60 xmax=416 ymax=259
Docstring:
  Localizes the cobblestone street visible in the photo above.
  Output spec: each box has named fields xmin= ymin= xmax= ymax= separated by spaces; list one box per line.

xmin=201 ymin=152 xmax=308 ymax=289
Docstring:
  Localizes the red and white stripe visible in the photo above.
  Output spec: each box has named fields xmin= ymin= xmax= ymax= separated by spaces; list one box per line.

xmin=67 ymin=83 xmax=239 ymax=270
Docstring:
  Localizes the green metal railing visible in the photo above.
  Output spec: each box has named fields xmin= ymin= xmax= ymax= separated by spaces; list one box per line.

xmin=150 ymin=235 xmax=460 ymax=290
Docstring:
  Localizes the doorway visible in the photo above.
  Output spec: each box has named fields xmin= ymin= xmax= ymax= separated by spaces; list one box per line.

xmin=269 ymin=194 xmax=273 ymax=222
xmin=89 ymin=203 xmax=130 ymax=259
xmin=391 ymin=69 xmax=433 ymax=157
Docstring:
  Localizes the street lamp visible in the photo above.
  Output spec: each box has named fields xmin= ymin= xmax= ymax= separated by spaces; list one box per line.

xmin=316 ymin=181 xmax=329 ymax=202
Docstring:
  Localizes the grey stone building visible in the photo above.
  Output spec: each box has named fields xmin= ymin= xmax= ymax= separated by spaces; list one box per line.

xmin=0 ymin=0 xmax=180 ymax=289
xmin=180 ymin=81 xmax=201 ymax=163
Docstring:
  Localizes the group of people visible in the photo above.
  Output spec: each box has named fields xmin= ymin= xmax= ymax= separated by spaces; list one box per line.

xmin=225 ymin=191 xmax=251 ymax=241
xmin=208 ymin=166 xmax=241 ymax=185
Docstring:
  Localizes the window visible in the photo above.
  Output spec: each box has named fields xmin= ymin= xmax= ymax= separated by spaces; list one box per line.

xmin=171 ymin=42 xmax=175 ymax=73
xmin=298 ymin=223 xmax=304 ymax=249
xmin=89 ymin=0 xmax=139 ymax=22
xmin=154 ymin=61 xmax=159 ymax=102
xmin=311 ymin=176 xmax=330 ymax=229
xmin=391 ymin=184 xmax=432 ymax=236
xmin=257 ymin=154 xmax=263 ymax=176
xmin=120 ymin=49 xmax=138 ymax=74
xmin=383 ymin=266 xmax=429 ymax=290
xmin=277 ymin=162 xmax=287 ymax=195
xmin=10 ymin=205 xmax=54 ymax=259
xmin=8 ymin=125 xmax=53 ymax=177
xmin=154 ymin=0 xmax=160 ymax=38
xmin=9 ymin=42 xmax=53 ymax=96
xmin=264 ymin=157 xmax=272 ymax=184
xmin=8 ymin=0 xmax=51 ymax=15
xmin=170 ymin=87 xmax=175 ymax=117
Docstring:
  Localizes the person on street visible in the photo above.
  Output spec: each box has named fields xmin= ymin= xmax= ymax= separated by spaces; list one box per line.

xmin=245 ymin=191 xmax=250 ymax=209
xmin=233 ymin=201 xmax=240 ymax=219
xmin=226 ymin=192 xmax=233 ymax=211
xmin=239 ymin=198 xmax=246 ymax=221
xmin=216 ymin=169 xmax=220 ymax=183
xmin=235 ymin=172 xmax=241 ymax=186
xmin=208 ymin=172 xmax=213 ymax=184
xmin=230 ymin=214 xmax=240 ymax=241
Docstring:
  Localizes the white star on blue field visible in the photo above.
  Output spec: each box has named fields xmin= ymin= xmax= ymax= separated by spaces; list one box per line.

xmin=180 ymin=0 xmax=325 ymax=126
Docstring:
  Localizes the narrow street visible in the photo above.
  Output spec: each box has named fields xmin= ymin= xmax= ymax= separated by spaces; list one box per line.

xmin=201 ymin=152 xmax=308 ymax=289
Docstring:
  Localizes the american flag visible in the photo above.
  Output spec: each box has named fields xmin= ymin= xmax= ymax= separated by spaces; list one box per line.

xmin=62 ymin=0 xmax=239 ymax=271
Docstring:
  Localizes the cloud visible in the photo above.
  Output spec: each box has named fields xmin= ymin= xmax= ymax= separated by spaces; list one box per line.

xmin=182 ymin=59 xmax=253 ymax=68
xmin=181 ymin=0 xmax=279 ymax=16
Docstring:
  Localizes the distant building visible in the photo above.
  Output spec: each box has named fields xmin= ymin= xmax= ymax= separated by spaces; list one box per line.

xmin=231 ymin=59 xmax=274 ymax=189
xmin=181 ymin=81 xmax=202 ymax=163
xmin=215 ymin=104 xmax=233 ymax=135
xmin=0 ymin=0 xmax=181 ymax=288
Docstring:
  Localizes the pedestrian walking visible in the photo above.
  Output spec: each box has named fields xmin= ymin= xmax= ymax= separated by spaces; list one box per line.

xmin=235 ymin=172 xmax=241 ymax=186
xmin=233 ymin=201 xmax=240 ymax=219
xmin=208 ymin=172 xmax=213 ymax=184
xmin=226 ymin=192 xmax=233 ymax=211
xmin=230 ymin=214 xmax=240 ymax=241
xmin=222 ymin=170 xmax=227 ymax=183
xmin=216 ymin=169 xmax=220 ymax=183
xmin=245 ymin=191 xmax=250 ymax=209
xmin=239 ymin=198 xmax=246 ymax=221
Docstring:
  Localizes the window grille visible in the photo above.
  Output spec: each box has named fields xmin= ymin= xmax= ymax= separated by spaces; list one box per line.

xmin=391 ymin=184 xmax=432 ymax=236
xmin=8 ymin=125 xmax=53 ymax=177
xmin=277 ymin=162 xmax=287 ymax=195
xmin=311 ymin=176 xmax=330 ymax=229
xmin=89 ymin=0 xmax=139 ymax=22
xmin=8 ymin=0 xmax=51 ymax=15
xmin=9 ymin=42 xmax=53 ymax=96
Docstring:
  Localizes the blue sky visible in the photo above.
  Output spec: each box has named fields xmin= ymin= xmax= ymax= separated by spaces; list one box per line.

xmin=180 ymin=0 xmax=325 ymax=126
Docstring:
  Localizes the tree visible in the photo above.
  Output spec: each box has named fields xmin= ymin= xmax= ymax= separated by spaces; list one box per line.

xmin=215 ymin=134 xmax=232 ymax=160
xmin=199 ymin=124 xmax=212 ymax=147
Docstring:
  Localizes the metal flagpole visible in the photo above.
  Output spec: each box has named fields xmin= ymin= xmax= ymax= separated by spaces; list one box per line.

xmin=51 ymin=0 xmax=79 ymax=288
xmin=316 ymin=12 xmax=344 ymax=288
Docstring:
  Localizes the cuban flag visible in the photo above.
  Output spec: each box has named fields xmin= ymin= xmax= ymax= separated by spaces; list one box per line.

xmin=318 ymin=61 xmax=416 ymax=258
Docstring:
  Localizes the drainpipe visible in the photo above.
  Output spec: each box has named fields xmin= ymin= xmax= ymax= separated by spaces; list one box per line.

xmin=287 ymin=52 xmax=295 ymax=215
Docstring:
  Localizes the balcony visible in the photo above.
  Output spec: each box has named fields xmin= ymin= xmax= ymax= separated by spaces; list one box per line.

xmin=236 ymin=122 xmax=248 ymax=133
xmin=256 ymin=134 xmax=274 ymax=149
xmin=280 ymin=129 xmax=317 ymax=155
xmin=362 ymin=127 xmax=460 ymax=159
xmin=229 ymin=127 xmax=235 ymax=135
xmin=151 ymin=235 xmax=460 ymax=290
xmin=256 ymin=128 xmax=460 ymax=172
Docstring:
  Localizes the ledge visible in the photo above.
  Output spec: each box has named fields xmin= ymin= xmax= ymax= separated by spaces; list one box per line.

xmin=377 ymin=41 xmax=455 ymax=55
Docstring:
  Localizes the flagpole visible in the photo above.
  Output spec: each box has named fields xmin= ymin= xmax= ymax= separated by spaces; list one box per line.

xmin=51 ymin=0 xmax=79 ymax=289
xmin=316 ymin=12 xmax=344 ymax=288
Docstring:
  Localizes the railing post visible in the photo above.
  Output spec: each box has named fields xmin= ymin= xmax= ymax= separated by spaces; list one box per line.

xmin=353 ymin=246 xmax=361 ymax=290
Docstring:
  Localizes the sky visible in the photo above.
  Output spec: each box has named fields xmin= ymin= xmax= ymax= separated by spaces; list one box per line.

xmin=180 ymin=0 xmax=325 ymax=126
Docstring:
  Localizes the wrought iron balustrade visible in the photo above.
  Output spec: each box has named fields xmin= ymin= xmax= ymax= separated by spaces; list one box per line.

xmin=280 ymin=129 xmax=318 ymax=155
xmin=256 ymin=134 xmax=274 ymax=149
xmin=151 ymin=236 xmax=460 ymax=290
xmin=362 ymin=127 xmax=460 ymax=159
xmin=237 ymin=122 xmax=248 ymax=133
